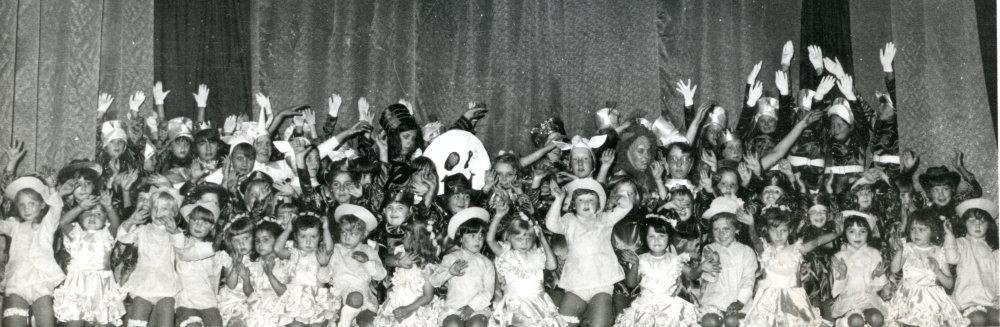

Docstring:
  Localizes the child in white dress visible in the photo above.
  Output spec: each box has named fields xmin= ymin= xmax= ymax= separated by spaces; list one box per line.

xmin=546 ymin=178 xmax=631 ymax=327
xmin=434 ymin=207 xmax=494 ymax=327
xmin=614 ymin=218 xmax=700 ymax=326
xmin=173 ymin=200 xmax=231 ymax=327
xmin=830 ymin=216 xmax=888 ymax=327
xmin=741 ymin=208 xmax=837 ymax=327
xmin=945 ymin=199 xmax=999 ymax=326
xmin=0 ymin=177 xmax=65 ymax=327
xmin=245 ymin=220 xmax=288 ymax=327
xmin=274 ymin=214 xmax=338 ymax=326
xmin=374 ymin=220 xmax=445 ymax=327
xmin=328 ymin=204 xmax=386 ymax=327
xmin=53 ymin=190 xmax=126 ymax=326
xmin=489 ymin=200 xmax=565 ymax=327
xmin=116 ymin=186 xmax=186 ymax=327
xmin=885 ymin=209 xmax=969 ymax=327
xmin=218 ymin=218 xmax=255 ymax=326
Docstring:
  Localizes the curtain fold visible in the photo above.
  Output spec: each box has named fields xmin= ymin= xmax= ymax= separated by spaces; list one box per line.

xmin=0 ymin=0 xmax=153 ymax=172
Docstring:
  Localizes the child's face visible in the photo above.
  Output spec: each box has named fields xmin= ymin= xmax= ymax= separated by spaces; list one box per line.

xmin=716 ymin=171 xmax=738 ymax=197
xmin=196 ymin=140 xmax=219 ymax=161
xmin=646 ymin=227 xmax=670 ymax=254
xmin=253 ymin=136 xmax=272 ymax=163
xmin=399 ymin=130 xmax=419 ymax=156
xmin=189 ymin=218 xmax=215 ymax=240
xmin=722 ymin=141 xmax=743 ymax=161
xmin=627 ymin=137 xmax=652 ymax=170
xmin=383 ymin=202 xmax=410 ymax=226
xmin=545 ymin=147 xmax=562 ymax=163
xmin=808 ymin=206 xmax=828 ymax=227
xmin=909 ymin=222 xmax=932 ymax=246
xmin=573 ymin=193 xmax=600 ymax=216
xmin=151 ymin=198 xmax=176 ymax=222
xmin=712 ymin=218 xmax=736 ymax=246
xmin=667 ymin=147 xmax=693 ymax=178
xmin=254 ymin=230 xmax=276 ymax=256
xmin=767 ymin=222 xmax=790 ymax=245
xmin=929 ymin=185 xmax=953 ymax=207
xmin=761 ymin=186 xmax=782 ymax=207
xmin=231 ymin=150 xmax=256 ymax=175
xmin=329 ymin=173 xmax=355 ymax=204
xmin=671 ymin=195 xmax=693 ymax=220
xmin=613 ymin=183 xmax=638 ymax=209
xmin=295 ymin=226 xmax=321 ymax=252
xmin=830 ymin=116 xmax=851 ymax=141
xmin=446 ymin=193 xmax=470 ymax=214
xmin=460 ymin=232 xmax=484 ymax=253
xmin=509 ymin=231 xmax=535 ymax=251
xmin=570 ymin=150 xmax=594 ymax=178
xmin=80 ymin=207 xmax=108 ymax=231
xmin=965 ymin=217 xmax=988 ymax=239
xmin=494 ymin=162 xmax=517 ymax=187
xmin=339 ymin=224 xmax=365 ymax=248
xmin=230 ymin=231 xmax=253 ymax=256
xmin=105 ymin=139 xmax=127 ymax=158
xmin=16 ymin=192 xmax=44 ymax=222
xmin=72 ymin=178 xmax=95 ymax=201
xmin=245 ymin=182 xmax=272 ymax=208
xmin=757 ymin=116 xmax=777 ymax=134
xmin=845 ymin=224 xmax=869 ymax=248
xmin=171 ymin=138 xmax=191 ymax=158
xmin=854 ymin=188 xmax=873 ymax=209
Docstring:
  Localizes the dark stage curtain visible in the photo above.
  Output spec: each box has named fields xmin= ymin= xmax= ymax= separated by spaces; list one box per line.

xmin=0 ymin=0 xmax=154 ymax=172
xmin=800 ymin=0 xmax=853 ymax=88
xmin=155 ymin=0 xmax=252 ymax=124
xmin=975 ymin=0 xmax=997 ymax=140
xmin=251 ymin=0 xmax=662 ymax=153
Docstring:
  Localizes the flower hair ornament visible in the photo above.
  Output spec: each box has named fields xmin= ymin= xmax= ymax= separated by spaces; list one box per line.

xmin=328 ymin=148 xmax=358 ymax=162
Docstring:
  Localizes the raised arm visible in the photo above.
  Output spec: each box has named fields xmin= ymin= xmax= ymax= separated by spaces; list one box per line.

xmin=193 ymin=84 xmax=210 ymax=128
xmin=519 ymin=143 xmax=559 ymax=169
xmin=537 ymin=225 xmax=557 ymax=270
xmin=486 ymin=201 xmax=509 ymax=255
xmin=544 ymin=182 xmax=567 ymax=234
xmin=760 ymin=110 xmax=824 ymax=170
xmin=273 ymin=223 xmax=293 ymax=260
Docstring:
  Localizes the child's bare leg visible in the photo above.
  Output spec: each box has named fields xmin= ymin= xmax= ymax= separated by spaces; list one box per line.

xmin=466 ymin=314 xmax=489 ymax=327
xmin=200 ymin=308 xmax=223 ymax=327
xmin=584 ymin=293 xmax=613 ymax=327
xmin=2 ymin=294 xmax=30 ymax=327
xmin=862 ymin=308 xmax=884 ymax=327
xmin=557 ymin=292 xmax=587 ymax=327
xmin=29 ymin=295 xmax=56 ymax=327
xmin=65 ymin=321 xmax=88 ymax=327
xmin=152 ymin=297 xmax=175 ymax=327
xmin=355 ymin=310 xmax=376 ymax=327
xmin=443 ymin=315 xmax=463 ymax=327
xmin=127 ymin=297 xmax=154 ymax=326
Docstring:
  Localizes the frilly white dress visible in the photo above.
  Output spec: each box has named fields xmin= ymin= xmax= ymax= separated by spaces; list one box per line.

xmin=276 ymin=245 xmax=338 ymax=325
xmin=614 ymin=252 xmax=700 ymax=327
xmin=52 ymin=224 xmax=127 ymax=325
xmin=374 ymin=248 xmax=444 ymax=327
xmin=884 ymin=243 xmax=970 ymax=327
xmin=741 ymin=242 xmax=831 ymax=327
xmin=490 ymin=243 xmax=566 ymax=327
xmin=244 ymin=258 xmax=288 ymax=327
xmin=830 ymin=245 xmax=887 ymax=326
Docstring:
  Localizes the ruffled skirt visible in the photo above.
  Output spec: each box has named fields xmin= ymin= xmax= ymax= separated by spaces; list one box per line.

xmin=885 ymin=284 xmax=970 ymax=327
xmin=277 ymin=285 xmax=338 ymax=325
xmin=614 ymin=294 xmax=700 ymax=327
xmin=373 ymin=295 xmax=445 ymax=327
xmin=217 ymin=287 xmax=249 ymax=325
xmin=52 ymin=270 xmax=127 ymax=325
xmin=741 ymin=287 xmax=831 ymax=327
xmin=491 ymin=292 xmax=566 ymax=327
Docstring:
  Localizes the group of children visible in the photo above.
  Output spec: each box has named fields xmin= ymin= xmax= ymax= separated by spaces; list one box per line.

xmin=0 ymin=41 xmax=996 ymax=327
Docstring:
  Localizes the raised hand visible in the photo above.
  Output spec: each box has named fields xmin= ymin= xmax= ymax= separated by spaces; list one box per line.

xmin=872 ymin=261 xmax=887 ymax=278
xmin=328 ymin=93 xmax=343 ymax=117
xmin=651 ymin=160 xmax=665 ymax=180
xmin=823 ymin=57 xmax=846 ymax=78
xmin=463 ymin=101 xmax=488 ymax=121
xmin=396 ymin=253 xmax=417 ymax=269
xmin=99 ymin=190 xmax=113 ymax=207
xmin=548 ymin=180 xmax=565 ymax=199
xmin=814 ymin=76 xmax=837 ymax=101
xmin=357 ymin=97 xmax=371 ymax=122
xmin=193 ymin=84 xmax=210 ymax=108
xmin=746 ymin=61 xmax=763 ymax=85
xmin=223 ymin=115 xmax=238 ymax=135
xmin=836 ymin=75 xmax=856 ymax=101
xmin=449 ymin=259 xmax=469 ymax=276
xmin=153 ymin=81 xmax=170 ymax=105
xmin=79 ymin=195 xmax=99 ymax=210
xmin=743 ymin=152 xmax=762 ymax=176
xmin=254 ymin=92 xmax=272 ymax=118
xmin=351 ymin=251 xmax=369 ymax=263
xmin=126 ymin=91 xmax=146 ymax=114
xmin=98 ymin=93 xmax=115 ymax=115
xmin=4 ymin=140 xmax=26 ymax=167
xmin=776 ymin=159 xmax=794 ymax=177
xmin=621 ymin=250 xmax=639 ymax=266
xmin=900 ymin=150 xmax=919 ymax=172
xmin=316 ymin=246 xmax=332 ymax=266
xmin=737 ymin=161 xmax=752 ymax=185
xmin=879 ymin=42 xmax=896 ymax=73
xmin=807 ymin=45 xmax=823 ymax=71
xmin=302 ymin=109 xmax=316 ymax=127
xmin=746 ymin=81 xmax=764 ymax=107
xmin=398 ymin=99 xmax=415 ymax=114
xmin=780 ymin=40 xmax=794 ymax=68
xmin=774 ymin=71 xmax=789 ymax=96
xmin=701 ymin=149 xmax=717 ymax=171
xmin=600 ymin=149 xmax=616 ymax=167
xmin=58 ymin=179 xmax=79 ymax=197
xmin=675 ymin=79 xmax=698 ymax=106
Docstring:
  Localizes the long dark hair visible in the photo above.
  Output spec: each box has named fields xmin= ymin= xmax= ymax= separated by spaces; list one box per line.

xmin=961 ymin=208 xmax=999 ymax=250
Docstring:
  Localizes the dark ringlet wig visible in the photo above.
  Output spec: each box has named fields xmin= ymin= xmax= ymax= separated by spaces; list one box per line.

xmin=449 ymin=218 xmax=488 ymax=251
xmin=193 ymin=128 xmax=229 ymax=161
xmin=291 ymin=214 xmax=325 ymax=247
xmin=960 ymin=208 xmax=999 ymax=250
xmin=905 ymin=209 xmax=945 ymax=246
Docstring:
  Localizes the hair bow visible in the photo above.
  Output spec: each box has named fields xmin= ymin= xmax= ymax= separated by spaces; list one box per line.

xmin=328 ymin=148 xmax=358 ymax=162
xmin=553 ymin=135 xmax=607 ymax=151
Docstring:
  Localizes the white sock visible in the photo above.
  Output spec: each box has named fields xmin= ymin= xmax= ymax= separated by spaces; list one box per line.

xmin=338 ymin=305 xmax=361 ymax=327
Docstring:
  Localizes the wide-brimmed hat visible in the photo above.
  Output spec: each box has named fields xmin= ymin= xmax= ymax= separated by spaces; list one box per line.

xmin=918 ymin=166 xmax=961 ymax=191
xmin=701 ymin=196 xmax=743 ymax=219
xmin=57 ymin=160 xmax=103 ymax=185
xmin=4 ymin=176 xmax=50 ymax=200
xmin=334 ymin=204 xmax=378 ymax=234
xmin=956 ymin=198 xmax=998 ymax=219
xmin=563 ymin=178 xmax=607 ymax=211
xmin=181 ymin=200 xmax=221 ymax=222
xmin=447 ymin=207 xmax=490 ymax=239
